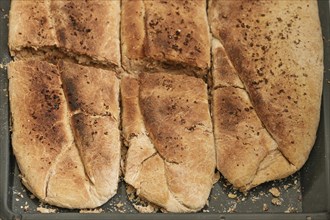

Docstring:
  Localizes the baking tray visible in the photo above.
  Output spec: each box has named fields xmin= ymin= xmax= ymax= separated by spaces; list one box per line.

xmin=0 ymin=0 xmax=329 ymax=220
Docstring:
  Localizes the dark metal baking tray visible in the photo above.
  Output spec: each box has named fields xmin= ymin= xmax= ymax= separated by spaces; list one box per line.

xmin=0 ymin=0 xmax=329 ymax=219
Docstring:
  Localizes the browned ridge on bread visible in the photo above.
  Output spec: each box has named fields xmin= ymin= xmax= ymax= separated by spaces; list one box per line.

xmin=9 ymin=0 xmax=120 ymax=67
xmin=209 ymin=0 xmax=323 ymax=191
xmin=121 ymin=0 xmax=210 ymax=78
xmin=121 ymin=73 xmax=216 ymax=212
xmin=8 ymin=60 xmax=121 ymax=208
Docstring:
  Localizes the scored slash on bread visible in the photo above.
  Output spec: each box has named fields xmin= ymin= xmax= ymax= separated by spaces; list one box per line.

xmin=8 ymin=60 xmax=121 ymax=209
xmin=121 ymin=73 xmax=216 ymax=212
xmin=9 ymin=0 xmax=120 ymax=67
xmin=209 ymin=0 xmax=323 ymax=191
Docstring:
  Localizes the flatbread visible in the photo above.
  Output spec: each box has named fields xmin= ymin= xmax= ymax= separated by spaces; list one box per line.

xmin=121 ymin=0 xmax=210 ymax=77
xmin=9 ymin=0 xmax=120 ymax=66
xmin=209 ymin=0 xmax=323 ymax=190
xmin=121 ymin=73 xmax=216 ymax=212
xmin=8 ymin=60 xmax=120 ymax=208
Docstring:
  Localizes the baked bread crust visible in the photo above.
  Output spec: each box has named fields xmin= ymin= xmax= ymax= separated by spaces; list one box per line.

xmin=9 ymin=0 xmax=57 ymax=53
xmin=121 ymin=0 xmax=210 ymax=77
xmin=8 ymin=60 xmax=120 ymax=208
xmin=9 ymin=0 xmax=120 ymax=66
xmin=212 ymin=87 xmax=296 ymax=190
xmin=8 ymin=0 xmax=324 ymax=209
xmin=209 ymin=0 xmax=323 ymax=190
xmin=121 ymin=73 xmax=216 ymax=212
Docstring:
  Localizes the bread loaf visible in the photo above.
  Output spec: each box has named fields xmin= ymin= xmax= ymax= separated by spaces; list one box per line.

xmin=8 ymin=60 xmax=121 ymax=208
xmin=9 ymin=0 xmax=120 ymax=66
xmin=209 ymin=0 xmax=323 ymax=190
xmin=121 ymin=73 xmax=216 ymax=212
xmin=121 ymin=0 xmax=210 ymax=77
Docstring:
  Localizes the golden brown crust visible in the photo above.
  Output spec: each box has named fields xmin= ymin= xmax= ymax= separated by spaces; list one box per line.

xmin=121 ymin=77 xmax=147 ymax=139
xmin=139 ymin=73 xmax=212 ymax=164
xmin=9 ymin=0 xmax=120 ymax=66
xmin=71 ymin=113 xmax=120 ymax=201
xmin=211 ymin=38 xmax=244 ymax=89
xmin=209 ymin=0 xmax=322 ymax=189
xmin=249 ymin=150 xmax=296 ymax=190
xmin=121 ymin=0 xmax=146 ymax=70
xmin=121 ymin=0 xmax=210 ymax=77
xmin=143 ymin=1 xmax=210 ymax=74
xmin=60 ymin=61 xmax=119 ymax=118
xmin=8 ymin=60 xmax=68 ymax=199
xmin=9 ymin=0 xmax=57 ymax=54
xmin=45 ymin=143 xmax=98 ymax=208
xmin=121 ymin=77 xmax=158 ymax=193
xmin=8 ymin=60 xmax=120 ymax=208
xmin=51 ymin=0 xmax=120 ymax=66
xmin=212 ymin=87 xmax=296 ymax=190
xmin=121 ymin=74 xmax=216 ymax=212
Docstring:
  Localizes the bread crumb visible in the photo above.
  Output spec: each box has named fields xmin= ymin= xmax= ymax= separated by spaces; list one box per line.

xmin=116 ymin=202 xmax=124 ymax=208
xmin=133 ymin=203 xmax=158 ymax=213
xmin=227 ymin=203 xmax=237 ymax=213
xmin=79 ymin=208 xmax=103 ymax=213
xmin=271 ymin=198 xmax=282 ymax=206
xmin=269 ymin=187 xmax=281 ymax=197
xmin=283 ymin=184 xmax=291 ymax=190
xmin=251 ymin=196 xmax=260 ymax=202
xmin=126 ymin=185 xmax=158 ymax=213
xmin=23 ymin=203 xmax=30 ymax=212
xmin=37 ymin=207 xmax=57 ymax=213
xmin=263 ymin=203 xmax=269 ymax=211
xmin=228 ymin=193 xmax=237 ymax=199
xmin=29 ymin=194 xmax=36 ymax=199
xmin=285 ymin=206 xmax=298 ymax=213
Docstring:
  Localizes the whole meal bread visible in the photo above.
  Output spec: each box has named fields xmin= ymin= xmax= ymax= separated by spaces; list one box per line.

xmin=121 ymin=73 xmax=216 ymax=212
xmin=9 ymin=0 xmax=120 ymax=66
xmin=8 ymin=0 xmax=323 ymax=212
xmin=209 ymin=0 xmax=323 ymax=190
xmin=121 ymin=0 xmax=210 ymax=77
xmin=8 ymin=60 xmax=121 ymax=209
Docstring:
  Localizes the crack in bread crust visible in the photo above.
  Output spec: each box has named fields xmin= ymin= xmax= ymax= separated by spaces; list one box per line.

xmin=10 ymin=0 xmax=121 ymax=70
xmin=12 ymin=46 xmax=121 ymax=74
xmin=44 ymin=141 xmax=73 ymax=199
xmin=212 ymin=35 xmax=295 ymax=167
xmin=55 ymin=65 xmax=96 ymax=189
xmin=121 ymin=74 xmax=215 ymax=212
xmin=209 ymin=0 xmax=323 ymax=171
xmin=9 ymin=60 xmax=121 ymax=208
xmin=211 ymin=35 xmax=299 ymax=191
xmin=130 ymin=79 xmax=191 ymax=211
